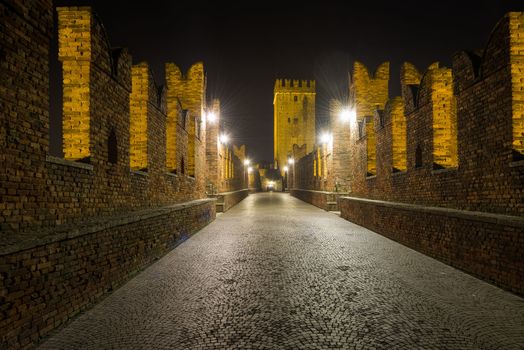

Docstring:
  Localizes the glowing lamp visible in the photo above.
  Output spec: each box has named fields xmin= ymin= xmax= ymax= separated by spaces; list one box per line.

xmin=207 ymin=112 xmax=217 ymax=123
xmin=244 ymin=159 xmax=250 ymax=166
xmin=320 ymin=132 xmax=332 ymax=144
xmin=283 ymin=166 xmax=288 ymax=172
xmin=340 ymin=108 xmax=356 ymax=123
xmin=219 ymin=133 xmax=229 ymax=144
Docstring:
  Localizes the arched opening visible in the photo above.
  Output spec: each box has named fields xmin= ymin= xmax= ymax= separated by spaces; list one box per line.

xmin=180 ymin=156 xmax=185 ymax=175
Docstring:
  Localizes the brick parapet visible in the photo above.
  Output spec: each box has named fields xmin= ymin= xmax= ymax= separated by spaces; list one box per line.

xmin=0 ymin=199 xmax=216 ymax=349
xmin=339 ymin=196 xmax=524 ymax=296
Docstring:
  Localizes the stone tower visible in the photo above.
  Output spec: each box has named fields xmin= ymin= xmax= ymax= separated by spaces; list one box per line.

xmin=273 ymin=79 xmax=316 ymax=174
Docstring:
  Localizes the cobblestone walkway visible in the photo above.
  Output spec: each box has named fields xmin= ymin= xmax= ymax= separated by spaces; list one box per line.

xmin=38 ymin=193 xmax=524 ymax=350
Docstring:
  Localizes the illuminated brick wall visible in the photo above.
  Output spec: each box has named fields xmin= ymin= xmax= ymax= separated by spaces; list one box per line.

xmin=401 ymin=62 xmax=422 ymax=86
xmin=1 ymin=5 xmax=212 ymax=241
xmin=365 ymin=118 xmax=377 ymax=175
xmin=205 ymin=99 xmax=220 ymax=191
xmin=329 ymin=100 xmax=352 ymax=192
xmin=426 ymin=64 xmax=458 ymax=168
xmin=234 ymin=144 xmax=246 ymax=163
xmin=350 ymin=62 xmax=390 ymax=176
xmin=130 ymin=63 xmax=149 ymax=170
xmin=335 ymin=14 xmax=524 ymax=296
xmin=390 ymin=97 xmax=407 ymax=172
xmin=57 ymin=7 xmax=91 ymax=161
xmin=0 ymin=3 xmax=219 ymax=350
xmin=351 ymin=62 xmax=389 ymax=120
xmin=165 ymin=96 xmax=180 ymax=172
xmin=510 ymin=12 xmax=524 ymax=159
xmin=165 ymin=63 xmax=205 ymax=177
xmin=273 ymin=79 xmax=316 ymax=173
xmin=293 ymin=14 xmax=523 ymax=216
xmin=204 ymin=100 xmax=247 ymax=194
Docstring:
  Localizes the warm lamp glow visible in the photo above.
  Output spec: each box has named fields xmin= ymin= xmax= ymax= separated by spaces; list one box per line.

xmin=320 ymin=132 xmax=332 ymax=144
xmin=206 ymin=112 xmax=217 ymax=123
xmin=288 ymin=158 xmax=294 ymax=164
xmin=219 ymin=133 xmax=229 ymax=144
xmin=340 ymin=108 xmax=356 ymax=123
xmin=283 ymin=166 xmax=288 ymax=172
xmin=244 ymin=159 xmax=250 ymax=166
xmin=248 ymin=166 xmax=253 ymax=173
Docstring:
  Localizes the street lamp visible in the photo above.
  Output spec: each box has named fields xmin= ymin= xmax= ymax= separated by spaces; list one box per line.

xmin=206 ymin=111 xmax=217 ymax=123
xmin=339 ymin=108 xmax=356 ymax=123
xmin=283 ymin=166 xmax=288 ymax=172
xmin=288 ymin=158 xmax=294 ymax=165
xmin=219 ymin=133 xmax=229 ymax=144
xmin=320 ymin=132 xmax=332 ymax=144
xmin=244 ymin=159 xmax=250 ymax=166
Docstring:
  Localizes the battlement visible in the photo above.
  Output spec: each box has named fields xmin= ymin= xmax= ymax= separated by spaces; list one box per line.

xmin=274 ymin=79 xmax=316 ymax=93
xmin=350 ymin=62 xmax=390 ymax=120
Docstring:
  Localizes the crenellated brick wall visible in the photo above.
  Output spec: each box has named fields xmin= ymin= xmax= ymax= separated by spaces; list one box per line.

xmin=291 ymin=12 xmax=524 ymax=295
xmin=204 ymin=100 xmax=249 ymax=210
xmin=346 ymin=14 xmax=523 ymax=215
xmin=0 ymin=4 xmax=226 ymax=349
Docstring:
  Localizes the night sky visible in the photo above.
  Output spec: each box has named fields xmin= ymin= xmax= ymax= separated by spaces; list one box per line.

xmin=50 ymin=0 xmax=523 ymax=163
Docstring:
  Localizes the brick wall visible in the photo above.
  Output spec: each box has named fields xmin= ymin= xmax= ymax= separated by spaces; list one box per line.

xmin=0 ymin=4 xmax=218 ymax=349
xmin=1 ymin=0 xmax=54 ymax=233
xmin=344 ymin=13 xmax=524 ymax=294
xmin=273 ymin=79 xmax=316 ymax=172
xmin=339 ymin=197 xmax=524 ymax=295
xmin=292 ymin=12 xmax=524 ymax=294
xmin=0 ymin=199 xmax=216 ymax=349
xmin=1 ymin=6 xmax=209 ymax=236
xmin=205 ymin=101 xmax=247 ymax=195
xmin=346 ymin=14 xmax=523 ymax=216
xmin=291 ymin=189 xmax=328 ymax=209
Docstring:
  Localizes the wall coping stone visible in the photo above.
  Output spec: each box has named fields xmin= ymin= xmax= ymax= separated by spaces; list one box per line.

xmin=0 ymin=198 xmax=216 ymax=256
xmin=509 ymin=160 xmax=524 ymax=168
xmin=46 ymin=155 xmax=94 ymax=171
xmin=291 ymin=188 xmax=349 ymax=195
xmin=215 ymin=188 xmax=249 ymax=196
xmin=340 ymin=196 xmax=524 ymax=229
xmin=131 ymin=170 xmax=148 ymax=176
xmin=431 ymin=167 xmax=458 ymax=175
xmin=391 ymin=170 xmax=407 ymax=177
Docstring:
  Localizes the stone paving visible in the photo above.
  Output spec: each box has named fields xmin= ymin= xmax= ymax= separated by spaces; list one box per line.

xmin=38 ymin=193 xmax=524 ymax=350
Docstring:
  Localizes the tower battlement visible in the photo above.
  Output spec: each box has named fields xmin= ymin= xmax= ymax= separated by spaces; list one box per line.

xmin=274 ymin=79 xmax=316 ymax=93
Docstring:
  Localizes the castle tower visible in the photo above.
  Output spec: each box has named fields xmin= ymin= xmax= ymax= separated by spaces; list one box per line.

xmin=273 ymin=79 xmax=316 ymax=174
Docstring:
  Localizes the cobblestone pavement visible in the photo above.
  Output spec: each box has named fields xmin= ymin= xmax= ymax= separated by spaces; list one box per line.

xmin=38 ymin=193 xmax=524 ymax=350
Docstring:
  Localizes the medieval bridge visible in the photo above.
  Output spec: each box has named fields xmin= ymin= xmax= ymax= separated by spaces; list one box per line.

xmin=1 ymin=2 xmax=523 ymax=350
xmin=36 ymin=193 xmax=524 ymax=349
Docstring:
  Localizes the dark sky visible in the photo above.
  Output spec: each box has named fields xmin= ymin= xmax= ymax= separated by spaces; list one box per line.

xmin=51 ymin=0 xmax=523 ymax=162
